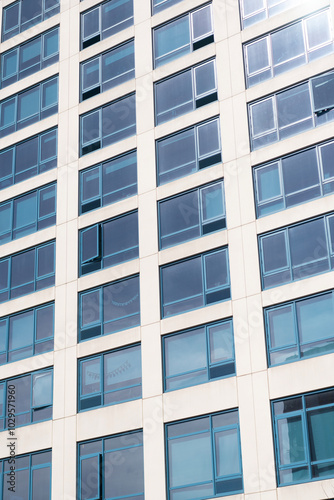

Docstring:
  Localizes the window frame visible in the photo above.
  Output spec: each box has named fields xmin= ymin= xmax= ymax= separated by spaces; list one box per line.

xmin=160 ymin=247 xmax=231 ymax=318
xmin=0 ymin=302 xmax=54 ymax=365
xmin=165 ymin=409 xmax=243 ymax=498
xmin=0 ymin=182 xmax=57 ymax=244
xmin=78 ymin=274 xmax=140 ymax=342
xmin=272 ymin=388 xmax=334 ymax=486
xmin=0 ymin=368 xmax=53 ymax=431
xmin=154 ymin=58 xmax=218 ymax=125
xmin=0 ymin=240 xmax=56 ymax=304
xmin=158 ymin=179 xmax=226 ymax=249
xmin=78 ymin=343 xmax=142 ymax=411
xmin=163 ymin=318 xmax=236 ymax=392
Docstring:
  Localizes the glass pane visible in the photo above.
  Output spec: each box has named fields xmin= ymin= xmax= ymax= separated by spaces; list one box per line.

xmin=1 ymin=98 xmax=16 ymax=128
xmin=261 ymin=232 xmax=288 ymax=273
xmin=104 ymin=346 xmax=141 ymax=394
xmin=9 ymin=310 xmax=34 ymax=351
xmin=2 ymin=50 xmax=18 ymax=79
xmin=81 ymin=226 xmax=99 ymax=263
xmin=16 ymin=137 xmax=39 ymax=175
xmin=40 ymin=129 xmax=57 ymax=163
xmin=82 ymin=58 xmax=100 ymax=91
xmin=297 ymin=293 xmax=334 ymax=344
xmin=165 ymin=328 xmax=207 ymax=378
xmin=159 ymin=190 xmax=200 ymax=249
xmin=39 ymin=185 xmax=56 ymax=219
xmin=104 ymin=445 xmax=144 ymax=498
xmin=82 ymin=110 xmax=100 ymax=146
xmin=194 ymin=60 xmax=216 ymax=97
xmin=154 ymin=16 xmax=190 ymax=66
xmin=103 ymin=276 xmax=140 ymax=332
xmin=0 ymin=148 xmax=14 ymax=183
xmin=82 ymin=166 xmax=100 ymax=203
xmin=197 ymin=119 xmax=220 ymax=158
xmin=12 ymin=375 xmax=31 ymax=414
xmin=81 ymin=357 xmax=101 ymax=396
xmin=13 ymin=192 xmax=37 ymax=234
xmin=246 ymin=38 xmax=270 ymax=76
xmin=11 ymin=249 xmax=35 ymax=288
xmin=37 ymin=244 xmax=54 ymax=277
xmin=81 ymin=455 xmax=100 ymax=500
xmin=36 ymin=305 xmax=54 ymax=341
xmin=83 ymin=8 xmax=99 ymax=40
xmin=289 ymin=218 xmax=328 ymax=268
xmin=32 ymin=466 xmax=51 ymax=500
xmin=312 ymin=71 xmax=334 ymax=113
xmin=282 ymin=148 xmax=319 ymax=204
xmin=18 ymin=87 xmax=39 ymax=121
xmin=169 ymin=432 xmax=212 ymax=488
xmin=101 ymin=95 xmax=136 ymax=146
xmin=251 ymin=98 xmax=275 ymax=137
xmin=102 ymin=151 xmax=137 ymax=204
xmin=3 ymin=3 xmax=19 ymax=34
xmin=20 ymin=38 xmax=41 ymax=71
xmin=271 ymin=22 xmax=305 ymax=72
xmin=201 ymin=183 xmax=224 ymax=222
xmin=192 ymin=5 xmax=212 ymax=40
xmin=215 ymin=428 xmax=241 ymax=476
xmin=157 ymin=129 xmax=196 ymax=183
xmin=256 ymin=163 xmax=281 ymax=203
xmin=204 ymin=250 xmax=228 ymax=290
xmin=0 ymin=203 xmax=11 ymax=241
xmin=102 ymin=41 xmax=134 ymax=88
xmin=42 ymin=79 xmax=58 ymax=108
xmin=308 ymin=408 xmax=334 ymax=461
xmin=209 ymin=322 xmax=233 ymax=363
xmin=103 ymin=212 xmax=138 ymax=266
xmin=155 ymin=70 xmax=193 ymax=124
xmin=44 ymin=29 xmax=59 ymax=58
xmin=267 ymin=305 xmax=296 ymax=349
xmin=81 ymin=290 xmax=101 ymax=328
xmin=277 ymin=84 xmax=312 ymax=133
xmin=33 ymin=371 xmax=52 ymax=406
xmin=306 ymin=11 xmax=331 ymax=51
xmin=277 ymin=415 xmax=306 ymax=465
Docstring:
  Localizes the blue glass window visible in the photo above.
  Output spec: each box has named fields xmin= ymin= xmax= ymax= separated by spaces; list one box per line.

xmin=159 ymin=180 xmax=225 ymax=249
xmin=79 ymin=210 xmax=138 ymax=276
xmin=152 ymin=0 xmax=182 ymax=14
xmin=0 ymin=183 xmax=56 ymax=244
xmin=0 ymin=128 xmax=57 ymax=190
xmin=272 ymin=389 xmax=334 ymax=486
xmin=166 ymin=410 xmax=243 ymax=499
xmin=0 ymin=368 xmax=53 ymax=430
xmin=157 ymin=118 xmax=222 ymax=185
xmin=245 ymin=10 xmax=334 ymax=87
xmin=163 ymin=319 xmax=235 ymax=391
xmin=265 ymin=291 xmax=334 ymax=366
xmin=240 ymin=0 xmax=302 ymax=29
xmin=0 ymin=76 xmax=58 ymax=139
xmin=249 ymin=70 xmax=334 ymax=150
xmin=79 ymin=344 xmax=141 ymax=411
xmin=81 ymin=39 xmax=135 ymax=101
xmin=0 ymin=303 xmax=54 ymax=365
xmin=259 ymin=213 xmax=334 ymax=289
xmin=80 ymin=93 xmax=136 ymax=156
xmin=0 ymin=240 xmax=55 ymax=303
xmin=80 ymin=150 xmax=137 ymax=214
xmin=2 ymin=0 xmax=60 ymax=41
xmin=78 ymin=431 xmax=144 ymax=500
xmin=0 ymin=450 xmax=51 ymax=499
xmin=154 ymin=5 xmax=214 ymax=67
xmin=79 ymin=275 xmax=140 ymax=341
xmin=155 ymin=59 xmax=217 ymax=125
xmin=1 ymin=27 xmax=59 ymax=88
xmin=81 ymin=0 xmax=133 ymax=50
xmin=161 ymin=247 xmax=230 ymax=318
xmin=254 ymin=139 xmax=334 ymax=217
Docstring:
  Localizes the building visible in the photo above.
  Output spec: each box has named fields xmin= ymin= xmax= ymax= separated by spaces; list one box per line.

xmin=0 ymin=0 xmax=334 ymax=498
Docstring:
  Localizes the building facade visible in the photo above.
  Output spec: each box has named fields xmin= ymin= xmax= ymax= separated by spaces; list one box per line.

xmin=0 ymin=0 xmax=334 ymax=498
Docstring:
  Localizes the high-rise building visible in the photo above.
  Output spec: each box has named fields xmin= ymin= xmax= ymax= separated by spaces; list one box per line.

xmin=0 ymin=0 xmax=334 ymax=498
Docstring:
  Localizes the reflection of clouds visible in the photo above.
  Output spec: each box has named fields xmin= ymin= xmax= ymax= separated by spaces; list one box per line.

xmin=87 ymin=360 xmax=131 ymax=380
xmin=111 ymin=293 xmax=139 ymax=307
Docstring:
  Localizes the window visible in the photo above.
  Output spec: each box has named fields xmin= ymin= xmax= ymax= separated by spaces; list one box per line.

xmin=80 ymin=93 xmax=136 ymax=156
xmin=0 ymin=128 xmax=57 ymax=190
xmin=81 ymin=39 xmax=135 ymax=101
xmin=152 ymin=0 xmax=182 ymax=15
xmin=0 ymin=76 xmax=58 ymax=139
xmin=240 ymin=0 xmax=303 ymax=29
xmin=161 ymin=247 xmax=230 ymax=318
xmin=249 ymin=70 xmax=334 ymax=150
xmin=159 ymin=180 xmax=225 ymax=249
xmin=166 ymin=410 xmax=243 ymax=499
xmin=1 ymin=27 xmax=59 ymax=89
xmin=244 ymin=10 xmax=334 ymax=87
xmin=0 ymin=183 xmax=56 ymax=244
xmin=0 ymin=450 xmax=51 ymax=500
xmin=78 ymin=431 xmax=144 ymax=500
xmin=163 ymin=319 xmax=235 ymax=391
xmin=2 ymin=0 xmax=60 ymax=41
xmin=153 ymin=5 xmax=214 ymax=68
xmin=259 ymin=213 xmax=334 ymax=289
xmin=79 ymin=211 xmax=138 ymax=276
xmin=155 ymin=59 xmax=217 ymax=125
xmin=265 ymin=291 xmax=334 ymax=366
xmin=272 ymin=388 xmax=334 ymax=486
xmin=81 ymin=0 xmax=133 ymax=50
xmin=0 ymin=368 xmax=53 ymax=430
xmin=79 ymin=344 xmax=141 ymax=411
xmin=0 ymin=240 xmax=55 ymax=303
xmin=157 ymin=118 xmax=222 ymax=185
xmin=79 ymin=275 xmax=140 ymax=341
xmin=254 ymin=139 xmax=334 ymax=217
xmin=0 ymin=303 xmax=54 ymax=365
xmin=80 ymin=150 xmax=137 ymax=214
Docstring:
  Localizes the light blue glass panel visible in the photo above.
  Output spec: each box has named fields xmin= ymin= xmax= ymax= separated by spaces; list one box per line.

xmin=204 ymin=250 xmax=228 ymax=291
xmin=289 ymin=219 xmax=328 ymax=272
xmin=255 ymin=163 xmax=281 ymax=202
xmin=21 ymin=38 xmax=41 ymax=66
xmin=0 ymin=321 xmax=6 ymax=352
xmin=44 ymin=29 xmax=59 ymax=57
xmin=277 ymin=416 xmax=306 ymax=465
xmin=155 ymin=70 xmax=193 ymax=124
xmin=18 ymin=87 xmax=39 ymax=121
xmin=154 ymin=16 xmax=190 ymax=67
xmin=169 ymin=433 xmax=212 ymax=488
xmin=209 ymin=323 xmax=233 ymax=363
xmin=297 ymin=294 xmax=334 ymax=344
xmin=104 ymin=346 xmax=141 ymax=391
xmin=215 ymin=428 xmax=241 ymax=476
xmin=82 ymin=58 xmax=100 ymax=91
xmin=165 ymin=328 xmax=207 ymax=377
xmin=194 ymin=60 xmax=216 ymax=97
xmin=308 ymin=408 xmax=334 ymax=461
xmin=0 ymin=203 xmax=11 ymax=241
xmin=9 ymin=311 xmax=34 ymax=351
xmin=13 ymin=192 xmax=37 ymax=233
xmin=81 ymin=290 xmax=101 ymax=328
xmin=81 ymin=357 xmax=101 ymax=395
xmin=267 ymin=305 xmax=295 ymax=348
xmin=201 ymin=183 xmax=224 ymax=222
xmin=33 ymin=371 xmax=52 ymax=406
xmin=271 ymin=22 xmax=305 ymax=74
xmin=197 ymin=119 xmax=220 ymax=158
xmin=1 ymin=98 xmax=16 ymax=127
xmin=246 ymin=38 xmax=269 ymax=76
xmin=42 ymin=79 xmax=58 ymax=108
xmin=2 ymin=50 xmax=17 ymax=79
